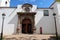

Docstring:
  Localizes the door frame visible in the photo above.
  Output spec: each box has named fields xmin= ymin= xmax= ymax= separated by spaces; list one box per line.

xmin=17 ymin=12 xmax=36 ymax=34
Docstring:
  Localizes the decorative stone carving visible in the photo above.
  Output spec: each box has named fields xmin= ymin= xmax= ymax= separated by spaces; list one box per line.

xmin=22 ymin=3 xmax=33 ymax=12
xmin=17 ymin=12 xmax=36 ymax=34
xmin=17 ymin=15 xmax=21 ymax=34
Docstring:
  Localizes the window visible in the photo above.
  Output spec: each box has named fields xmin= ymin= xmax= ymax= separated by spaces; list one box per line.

xmin=5 ymin=1 xmax=7 ymax=4
xmin=44 ymin=10 xmax=49 ymax=16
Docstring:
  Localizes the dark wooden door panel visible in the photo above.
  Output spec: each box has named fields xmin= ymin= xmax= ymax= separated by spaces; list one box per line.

xmin=22 ymin=19 xmax=33 ymax=34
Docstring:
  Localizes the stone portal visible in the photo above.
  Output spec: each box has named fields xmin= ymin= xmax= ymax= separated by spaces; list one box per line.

xmin=17 ymin=12 xmax=36 ymax=34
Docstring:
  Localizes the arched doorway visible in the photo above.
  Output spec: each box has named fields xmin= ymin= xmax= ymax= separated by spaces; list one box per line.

xmin=22 ymin=19 xmax=33 ymax=34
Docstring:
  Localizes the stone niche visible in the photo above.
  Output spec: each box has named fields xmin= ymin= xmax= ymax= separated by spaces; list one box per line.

xmin=17 ymin=12 xmax=36 ymax=34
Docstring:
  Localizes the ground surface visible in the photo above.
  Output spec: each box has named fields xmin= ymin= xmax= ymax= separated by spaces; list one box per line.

xmin=3 ymin=34 xmax=55 ymax=40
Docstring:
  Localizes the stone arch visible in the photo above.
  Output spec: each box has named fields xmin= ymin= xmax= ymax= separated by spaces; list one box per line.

xmin=22 ymin=18 xmax=32 ymax=24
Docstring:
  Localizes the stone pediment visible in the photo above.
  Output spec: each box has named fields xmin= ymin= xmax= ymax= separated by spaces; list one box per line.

xmin=17 ymin=4 xmax=37 ymax=12
xmin=22 ymin=3 xmax=33 ymax=12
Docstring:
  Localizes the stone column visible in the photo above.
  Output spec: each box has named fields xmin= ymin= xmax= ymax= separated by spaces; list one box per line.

xmin=17 ymin=15 xmax=22 ymax=34
xmin=33 ymin=15 xmax=36 ymax=34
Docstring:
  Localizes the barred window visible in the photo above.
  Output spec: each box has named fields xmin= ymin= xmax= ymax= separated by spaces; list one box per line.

xmin=44 ymin=10 xmax=49 ymax=16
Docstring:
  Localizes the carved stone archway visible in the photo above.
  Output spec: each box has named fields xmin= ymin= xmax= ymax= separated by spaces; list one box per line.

xmin=17 ymin=12 xmax=36 ymax=34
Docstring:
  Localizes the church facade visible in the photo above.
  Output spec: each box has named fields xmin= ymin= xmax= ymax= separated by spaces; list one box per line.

xmin=0 ymin=0 xmax=60 ymax=35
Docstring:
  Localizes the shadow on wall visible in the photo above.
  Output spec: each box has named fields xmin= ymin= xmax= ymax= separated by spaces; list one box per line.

xmin=35 ymin=16 xmax=55 ymax=34
xmin=8 ymin=14 xmax=18 ymax=34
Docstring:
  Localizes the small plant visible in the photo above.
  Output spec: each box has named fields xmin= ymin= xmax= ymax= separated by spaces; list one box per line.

xmin=56 ymin=0 xmax=60 ymax=2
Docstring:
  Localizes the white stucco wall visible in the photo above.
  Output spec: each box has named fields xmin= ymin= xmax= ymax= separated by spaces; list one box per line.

xmin=35 ymin=9 xmax=55 ymax=34
xmin=0 ymin=4 xmax=59 ymax=35
xmin=54 ymin=2 xmax=60 ymax=35
xmin=51 ymin=2 xmax=60 ymax=35
xmin=0 ymin=0 xmax=10 ymax=7
xmin=0 ymin=8 xmax=17 ymax=35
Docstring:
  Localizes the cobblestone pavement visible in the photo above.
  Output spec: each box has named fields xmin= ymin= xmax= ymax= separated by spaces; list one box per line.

xmin=3 ymin=34 xmax=55 ymax=40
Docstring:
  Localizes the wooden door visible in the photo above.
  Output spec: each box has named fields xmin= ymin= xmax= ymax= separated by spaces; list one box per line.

xmin=22 ymin=19 xmax=33 ymax=34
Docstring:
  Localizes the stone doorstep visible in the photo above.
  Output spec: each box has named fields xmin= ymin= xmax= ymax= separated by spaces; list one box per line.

xmin=3 ymin=34 xmax=55 ymax=40
xmin=3 ymin=34 xmax=55 ymax=37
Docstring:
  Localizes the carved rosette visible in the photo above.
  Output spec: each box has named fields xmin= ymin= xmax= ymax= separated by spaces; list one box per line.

xmin=22 ymin=3 xmax=33 ymax=12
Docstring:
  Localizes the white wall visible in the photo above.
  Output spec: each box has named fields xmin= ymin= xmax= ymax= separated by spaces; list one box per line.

xmin=35 ymin=9 xmax=55 ymax=34
xmin=0 ymin=8 xmax=17 ymax=35
xmin=0 ymin=4 xmax=59 ymax=35
xmin=0 ymin=0 xmax=10 ymax=7
xmin=54 ymin=2 xmax=60 ymax=35
xmin=51 ymin=2 xmax=60 ymax=35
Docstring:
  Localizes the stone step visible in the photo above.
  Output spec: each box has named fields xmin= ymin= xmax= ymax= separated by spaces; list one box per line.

xmin=3 ymin=34 xmax=55 ymax=40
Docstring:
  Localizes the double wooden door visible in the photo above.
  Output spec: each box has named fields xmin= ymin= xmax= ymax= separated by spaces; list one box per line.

xmin=22 ymin=19 xmax=33 ymax=34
